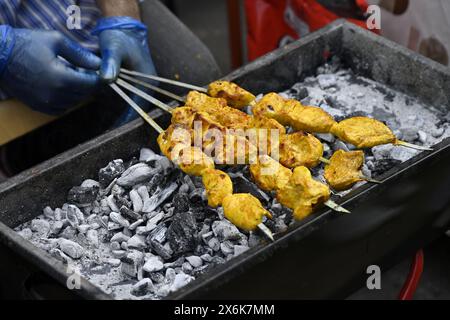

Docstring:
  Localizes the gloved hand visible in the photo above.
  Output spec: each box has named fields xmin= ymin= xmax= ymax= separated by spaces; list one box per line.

xmin=0 ymin=26 xmax=101 ymax=115
xmin=92 ymin=17 xmax=158 ymax=125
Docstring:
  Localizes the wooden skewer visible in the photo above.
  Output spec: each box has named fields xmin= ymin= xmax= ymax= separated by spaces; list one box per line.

xmin=325 ymin=200 xmax=350 ymax=214
xmin=109 ymin=83 xmax=164 ymax=134
xmin=116 ymin=78 xmax=174 ymax=113
xmin=396 ymin=140 xmax=433 ymax=151
xmin=257 ymin=223 xmax=274 ymax=242
xmin=120 ymin=68 xmax=208 ymax=93
xmin=361 ymin=175 xmax=382 ymax=184
xmin=119 ymin=73 xmax=185 ymax=103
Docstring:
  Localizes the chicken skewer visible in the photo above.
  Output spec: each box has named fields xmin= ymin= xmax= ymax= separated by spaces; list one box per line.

xmin=115 ymin=80 xmax=350 ymax=217
xmin=111 ymin=83 xmax=275 ymax=241
xmin=119 ymin=71 xmax=433 ymax=152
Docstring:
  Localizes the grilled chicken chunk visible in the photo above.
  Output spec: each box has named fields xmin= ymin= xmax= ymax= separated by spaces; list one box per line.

xmin=202 ymin=168 xmax=233 ymax=208
xmin=222 ymin=193 xmax=272 ymax=231
xmin=324 ymin=150 xmax=365 ymax=191
xmin=279 ymin=132 xmax=324 ymax=168
xmin=330 ymin=117 xmax=396 ymax=148
xmin=253 ymin=93 xmax=336 ymax=133
xmin=277 ymin=166 xmax=330 ymax=220
xmin=250 ymin=155 xmax=292 ymax=192
xmin=208 ymin=81 xmax=256 ymax=109
xmin=177 ymin=146 xmax=215 ymax=176
xmin=157 ymin=124 xmax=192 ymax=160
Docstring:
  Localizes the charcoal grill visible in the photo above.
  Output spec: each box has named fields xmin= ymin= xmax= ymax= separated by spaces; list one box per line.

xmin=1 ymin=20 xmax=450 ymax=300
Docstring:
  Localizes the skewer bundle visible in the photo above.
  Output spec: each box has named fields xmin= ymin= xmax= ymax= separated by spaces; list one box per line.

xmin=110 ymin=69 xmax=434 ymax=241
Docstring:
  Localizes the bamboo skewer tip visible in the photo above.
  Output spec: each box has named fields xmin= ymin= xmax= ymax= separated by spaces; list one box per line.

xmin=325 ymin=200 xmax=351 ymax=214
xmin=257 ymin=223 xmax=275 ymax=242
xmin=396 ymin=140 xmax=434 ymax=151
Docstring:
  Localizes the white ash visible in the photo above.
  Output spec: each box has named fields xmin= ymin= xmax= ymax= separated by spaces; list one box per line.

xmin=15 ymin=61 xmax=449 ymax=300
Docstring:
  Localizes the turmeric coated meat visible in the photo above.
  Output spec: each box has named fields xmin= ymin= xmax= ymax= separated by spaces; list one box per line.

xmin=250 ymin=155 xmax=292 ymax=192
xmin=201 ymin=168 xmax=233 ymax=208
xmin=330 ymin=117 xmax=396 ymax=148
xmin=253 ymin=93 xmax=336 ymax=133
xmin=208 ymin=81 xmax=256 ymax=110
xmin=177 ymin=146 xmax=215 ymax=176
xmin=157 ymin=124 xmax=192 ymax=160
xmin=278 ymin=132 xmax=324 ymax=168
xmin=277 ymin=166 xmax=330 ymax=220
xmin=222 ymin=193 xmax=272 ymax=231
xmin=324 ymin=150 xmax=365 ymax=191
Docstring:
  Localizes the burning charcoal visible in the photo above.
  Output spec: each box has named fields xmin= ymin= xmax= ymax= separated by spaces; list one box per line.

xmin=189 ymin=188 xmax=205 ymax=204
xmin=207 ymin=237 xmax=220 ymax=252
xmin=77 ymin=224 xmax=90 ymax=234
xmin=43 ymin=206 xmax=55 ymax=220
xmin=143 ymin=256 xmax=164 ymax=273
xmin=200 ymin=254 xmax=213 ymax=263
xmin=66 ymin=205 xmax=85 ymax=227
xmin=172 ymin=193 xmax=190 ymax=214
xmin=110 ymin=212 xmax=130 ymax=228
xmin=68 ymin=186 xmax=99 ymax=206
xmin=136 ymin=226 xmax=151 ymax=236
xmin=129 ymin=219 xmax=144 ymax=231
xmin=148 ymin=225 xmax=168 ymax=244
xmin=183 ymin=175 xmax=196 ymax=192
xmin=86 ymin=229 xmax=99 ymax=248
xmin=317 ymin=74 xmax=337 ymax=89
xmin=111 ymin=241 xmax=121 ymax=251
xmin=49 ymin=248 xmax=71 ymax=263
xmin=108 ymin=222 xmax=122 ymax=231
xmin=31 ymin=219 xmax=50 ymax=237
xmin=143 ymin=182 xmax=178 ymax=213
xmin=99 ymin=159 xmax=125 ymax=187
xmin=107 ymin=259 xmax=121 ymax=267
xmin=432 ymin=127 xmax=444 ymax=138
xmin=192 ymin=206 xmax=216 ymax=222
xmin=316 ymin=133 xmax=335 ymax=144
xmin=212 ymin=220 xmax=242 ymax=242
xmin=60 ymin=226 xmax=77 ymax=240
xmin=115 ymin=195 xmax=131 ymax=209
xmin=418 ymin=130 xmax=427 ymax=144
xmin=140 ymin=148 xmax=158 ymax=163
xmin=120 ymin=206 xmax=141 ymax=221
xmin=131 ymin=278 xmax=154 ymax=296
xmin=170 ymin=273 xmax=194 ymax=293
xmin=127 ymin=235 xmax=146 ymax=250
xmin=147 ymin=212 xmax=165 ymax=229
xmin=149 ymin=272 xmax=165 ymax=284
xmin=333 ymin=141 xmax=350 ymax=152
xmin=191 ymin=265 xmax=210 ymax=277
xmin=234 ymin=245 xmax=249 ymax=257
xmin=211 ymin=256 xmax=226 ymax=265
xmin=401 ymin=127 xmax=418 ymax=142
xmin=186 ymin=256 xmax=203 ymax=268
xmin=232 ymin=175 xmax=270 ymax=205
xmin=167 ymin=211 xmax=198 ymax=255
xmin=182 ymin=262 xmax=193 ymax=274
xmin=121 ymin=251 xmax=144 ymax=278
xmin=110 ymin=232 xmax=130 ymax=243
xmin=121 ymin=242 xmax=129 ymax=251
xmin=81 ymin=179 xmax=100 ymax=189
xmin=248 ymin=233 xmax=262 ymax=247
xmin=220 ymin=241 xmax=235 ymax=256
xmin=155 ymin=156 xmax=173 ymax=173
xmin=147 ymin=173 xmax=165 ymax=194
xmin=112 ymin=250 xmax=126 ymax=259
xmin=165 ymin=268 xmax=177 ymax=284
xmin=50 ymin=221 xmax=64 ymax=236
xmin=18 ymin=228 xmax=33 ymax=240
xmin=150 ymin=240 xmax=173 ymax=261
xmin=54 ymin=208 xmax=63 ymax=221
xmin=179 ymin=184 xmax=189 ymax=194
xmin=117 ymin=163 xmax=156 ymax=187
xmin=107 ymin=195 xmax=120 ymax=212
xmin=58 ymin=239 xmax=84 ymax=259
xmin=129 ymin=189 xmax=143 ymax=212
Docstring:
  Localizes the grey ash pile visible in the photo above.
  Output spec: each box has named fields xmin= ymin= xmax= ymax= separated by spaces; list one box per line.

xmin=15 ymin=148 xmax=280 ymax=300
xmin=15 ymin=60 xmax=450 ymax=299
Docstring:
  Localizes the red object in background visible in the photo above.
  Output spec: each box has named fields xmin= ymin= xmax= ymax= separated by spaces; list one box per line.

xmin=398 ymin=250 xmax=424 ymax=300
xmin=245 ymin=0 xmax=371 ymax=61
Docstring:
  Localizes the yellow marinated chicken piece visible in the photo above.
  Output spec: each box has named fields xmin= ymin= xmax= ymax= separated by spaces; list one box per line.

xmin=285 ymin=100 xmax=336 ymax=133
xmin=324 ymin=150 xmax=365 ymax=191
xmin=177 ymin=146 xmax=215 ymax=176
xmin=208 ymin=81 xmax=256 ymax=109
xmin=252 ymin=92 xmax=296 ymax=125
xmin=278 ymin=132 xmax=324 ymax=168
xmin=222 ymin=193 xmax=273 ymax=231
xmin=250 ymin=155 xmax=292 ymax=192
xmin=201 ymin=168 xmax=233 ymax=208
xmin=253 ymin=93 xmax=336 ymax=133
xmin=207 ymin=133 xmax=258 ymax=165
xmin=277 ymin=166 xmax=331 ymax=220
xmin=330 ymin=117 xmax=396 ymax=148
xmin=171 ymin=106 xmax=196 ymax=127
xmin=186 ymin=91 xmax=253 ymax=130
xmin=250 ymin=115 xmax=286 ymax=154
xmin=157 ymin=124 xmax=192 ymax=160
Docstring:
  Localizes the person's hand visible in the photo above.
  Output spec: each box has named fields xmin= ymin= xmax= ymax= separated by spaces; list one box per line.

xmin=92 ymin=17 xmax=158 ymax=125
xmin=0 ymin=26 xmax=101 ymax=115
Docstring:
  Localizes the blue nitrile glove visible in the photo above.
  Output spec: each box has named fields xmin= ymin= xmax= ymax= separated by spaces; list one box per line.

xmin=92 ymin=17 xmax=158 ymax=126
xmin=0 ymin=26 xmax=101 ymax=115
